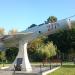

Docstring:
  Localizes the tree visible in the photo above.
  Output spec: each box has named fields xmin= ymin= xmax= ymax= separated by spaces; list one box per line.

xmin=8 ymin=28 xmax=18 ymax=35
xmin=28 ymin=35 xmax=57 ymax=62
xmin=28 ymin=36 xmax=46 ymax=61
xmin=5 ymin=47 xmax=18 ymax=62
xmin=0 ymin=28 xmax=5 ymax=65
xmin=28 ymin=24 xmax=37 ymax=29
xmin=0 ymin=28 xmax=5 ymax=35
xmin=47 ymin=16 xmax=57 ymax=23
xmin=28 ymin=36 xmax=46 ymax=49
xmin=0 ymin=51 xmax=6 ymax=66
xmin=38 ymin=42 xmax=57 ymax=61
xmin=48 ymin=24 xmax=75 ymax=60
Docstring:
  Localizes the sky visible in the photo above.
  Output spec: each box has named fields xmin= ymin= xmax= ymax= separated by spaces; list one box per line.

xmin=0 ymin=0 xmax=75 ymax=33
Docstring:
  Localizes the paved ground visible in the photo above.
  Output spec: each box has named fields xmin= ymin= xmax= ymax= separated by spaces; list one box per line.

xmin=0 ymin=71 xmax=14 ymax=75
xmin=0 ymin=66 xmax=58 ymax=75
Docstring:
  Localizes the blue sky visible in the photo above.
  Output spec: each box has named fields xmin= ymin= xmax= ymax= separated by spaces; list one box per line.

xmin=0 ymin=0 xmax=75 ymax=32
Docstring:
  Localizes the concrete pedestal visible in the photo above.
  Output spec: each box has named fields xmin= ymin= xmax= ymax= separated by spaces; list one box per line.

xmin=10 ymin=39 xmax=32 ymax=72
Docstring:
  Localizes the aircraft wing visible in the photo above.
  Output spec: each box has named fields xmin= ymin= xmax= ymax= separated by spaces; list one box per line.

xmin=0 ymin=32 xmax=33 ymax=47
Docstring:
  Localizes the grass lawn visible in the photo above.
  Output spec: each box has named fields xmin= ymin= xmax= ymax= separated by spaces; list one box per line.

xmin=48 ymin=65 xmax=75 ymax=75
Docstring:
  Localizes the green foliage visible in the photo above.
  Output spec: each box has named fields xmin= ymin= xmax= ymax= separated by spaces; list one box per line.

xmin=28 ymin=36 xmax=57 ymax=61
xmin=71 ymin=21 xmax=75 ymax=28
xmin=0 ymin=51 xmax=6 ymax=66
xmin=47 ymin=25 xmax=75 ymax=61
xmin=28 ymin=36 xmax=46 ymax=61
xmin=38 ymin=42 xmax=57 ymax=60
xmin=48 ymin=28 xmax=75 ymax=53
xmin=47 ymin=16 xmax=57 ymax=23
xmin=0 ymin=51 xmax=6 ymax=60
xmin=28 ymin=24 xmax=37 ymax=29
xmin=0 ymin=51 xmax=1 ymax=60
xmin=0 ymin=51 xmax=6 ymax=61
xmin=5 ymin=47 xmax=18 ymax=62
